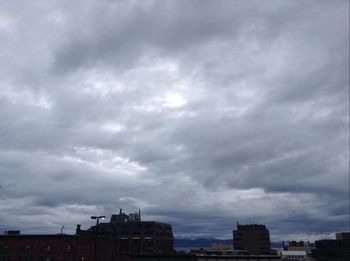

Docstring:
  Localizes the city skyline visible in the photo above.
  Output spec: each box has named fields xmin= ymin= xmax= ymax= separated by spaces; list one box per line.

xmin=0 ymin=0 xmax=349 ymax=242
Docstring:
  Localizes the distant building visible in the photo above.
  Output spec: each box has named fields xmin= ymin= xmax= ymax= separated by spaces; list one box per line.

xmin=233 ymin=224 xmax=272 ymax=255
xmin=312 ymin=232 xmax=350 ymax=261
xmin=0 ymin=209 xmax=174 ymax=260
xmin=336 ymin=232 xmax=350 ymax=240
xmin=190 ymin=242 xmax=245 ymax=256
xmin=210 ymin=242 xmax=233 ymax=251
xmin=283 ymin=241 xmax=315 ymax=256
xmin=281 ymin=250 xmax=308 ymax=261
xmin=189 ymin=242 xmax=283 ymax=260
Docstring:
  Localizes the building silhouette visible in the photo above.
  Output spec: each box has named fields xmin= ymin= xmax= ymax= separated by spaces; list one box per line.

xmin=0 ymin=209 xmax=174 ymax=260
xmin=312 ymin=232 xmax=350 ymax=261
xmin=233 ymin=224 xmax=272 ymax=255
xmin=89 ymin=209 xmax=174 ymax=255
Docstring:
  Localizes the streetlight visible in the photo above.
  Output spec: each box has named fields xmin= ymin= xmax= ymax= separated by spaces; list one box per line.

xmin=91 ymin=216 xmax=106 ymax=261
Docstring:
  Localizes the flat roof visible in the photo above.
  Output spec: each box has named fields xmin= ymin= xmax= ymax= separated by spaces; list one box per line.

xmin=0 ymin=234 xmax=76 ymax=238
xmin=282 ymin=250 xmax=307 ymax=256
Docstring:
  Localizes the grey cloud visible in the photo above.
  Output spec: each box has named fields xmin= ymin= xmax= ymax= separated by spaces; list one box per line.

xmin=0 ymin=0 xmax=348 ymax=240
xmin=51 ymin=0 xmax=304 ymax=74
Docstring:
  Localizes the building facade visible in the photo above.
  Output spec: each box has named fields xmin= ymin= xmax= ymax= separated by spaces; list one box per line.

xmin=0 ymin=210 xmax=174 ymax=260
xmin=281 ymin=250 xmax=308 ymax=261
xmin=0 ymin=234 xmax=77 ymax=261
xmin=89 ymin=209 xmax=173 ymax=255
xmin=312 ymin=232 xmax=350 ymax=261
xmin=233 ymin=224 xmax=272 ymax=255
xmin=282 ymin=241 xmax=315 ymax=255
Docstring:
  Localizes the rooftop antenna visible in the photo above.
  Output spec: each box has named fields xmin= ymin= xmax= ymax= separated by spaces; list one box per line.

xmin=60 ymin=225 xmax=64 ymax=234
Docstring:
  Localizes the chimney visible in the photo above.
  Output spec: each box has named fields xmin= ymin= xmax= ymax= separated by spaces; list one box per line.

xmin=76 ymin=224 xmax=81 ymax=234
xmin=120 ymin=208 xmax=122 ymax=214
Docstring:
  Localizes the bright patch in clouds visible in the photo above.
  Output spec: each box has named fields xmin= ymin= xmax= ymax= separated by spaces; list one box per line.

xmin=163 ymin=92 xmax=187 ymax=108
xmin=0 ymin=14 xmax=15 ymax=33
xmin=101 ymin=123 xmax=125 ymax=133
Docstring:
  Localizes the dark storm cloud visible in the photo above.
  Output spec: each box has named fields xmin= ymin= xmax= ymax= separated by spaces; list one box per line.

xmin=0 ymin=0 xmax=348 ymax=240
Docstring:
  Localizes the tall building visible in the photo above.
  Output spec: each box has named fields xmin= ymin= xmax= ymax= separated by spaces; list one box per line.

xmin=233 ymin=224 xmax=271 ymax=255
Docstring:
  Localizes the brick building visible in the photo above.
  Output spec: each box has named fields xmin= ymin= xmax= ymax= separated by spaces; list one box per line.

xmin=89 ymin=209 xmax=173 ymax=255
xmin=0 ymin=234 xmax=77 ymax=260
xmin=0 ymin=210 xmax=174 ymax=260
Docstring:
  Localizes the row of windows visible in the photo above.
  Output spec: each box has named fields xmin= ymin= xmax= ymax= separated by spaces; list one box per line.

xmin=0 ymin=245 xmax=73 ymax=254
xmin=118 ymin=231 xmax=172 ymax=236
xmin=0 ymin=256 xmax=82 ymax=261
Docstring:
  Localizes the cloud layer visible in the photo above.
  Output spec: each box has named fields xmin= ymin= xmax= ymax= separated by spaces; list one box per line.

xmin=0 ymin=0 xmax=348 ymax=241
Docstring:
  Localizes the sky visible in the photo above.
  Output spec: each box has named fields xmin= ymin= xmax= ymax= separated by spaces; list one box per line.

xmin=0 ymin=0 xmax=349 ymax=242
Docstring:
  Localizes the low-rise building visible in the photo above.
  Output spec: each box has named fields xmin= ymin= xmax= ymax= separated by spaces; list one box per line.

xmin=0 ymin=233 xmax=78 ymax=260
xmin=0 ymin=210 xmax=174 ymax=260
xmin=190 ymin=242 xmax=247 ymax=256
xmin=281 ymin=250 xmax=307 ymax=261
xmin=283 ymin=241 xmax=315 ymax=255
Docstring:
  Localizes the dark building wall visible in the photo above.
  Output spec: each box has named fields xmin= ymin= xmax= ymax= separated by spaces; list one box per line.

xmin=336 ymin=232 xmax=350 ymax=240
xmin=233 ymin=224 xmax=271 ymax=255
xmin=0 ymin=222 xmax=174 ymax=260
xmin=90 ymin=220 xmax=174 ymax=255
xmin=312 ymin=237 xmax=350 ymax=261
xmin=119 ymin=255 xmax=281 ymax=261
xmin=0 ymin=234 xmax=78 ymax=260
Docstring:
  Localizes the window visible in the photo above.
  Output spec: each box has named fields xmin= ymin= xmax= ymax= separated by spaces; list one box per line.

xmin=0 ymin=245 xmax=10 ymax=258
xmin=65 ymin=244 xmax=72 ymax=253
xmin=42 ymin=245 xmax=54 ymax=254
xmin=18 ymin=245 xmax=32 ymax=261
xmin=41 ymin=245 xmax=54 ymax=261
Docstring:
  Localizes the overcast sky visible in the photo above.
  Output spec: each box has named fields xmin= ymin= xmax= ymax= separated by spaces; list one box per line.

xmin=0 ymin=0 xmax=349 ymax=241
